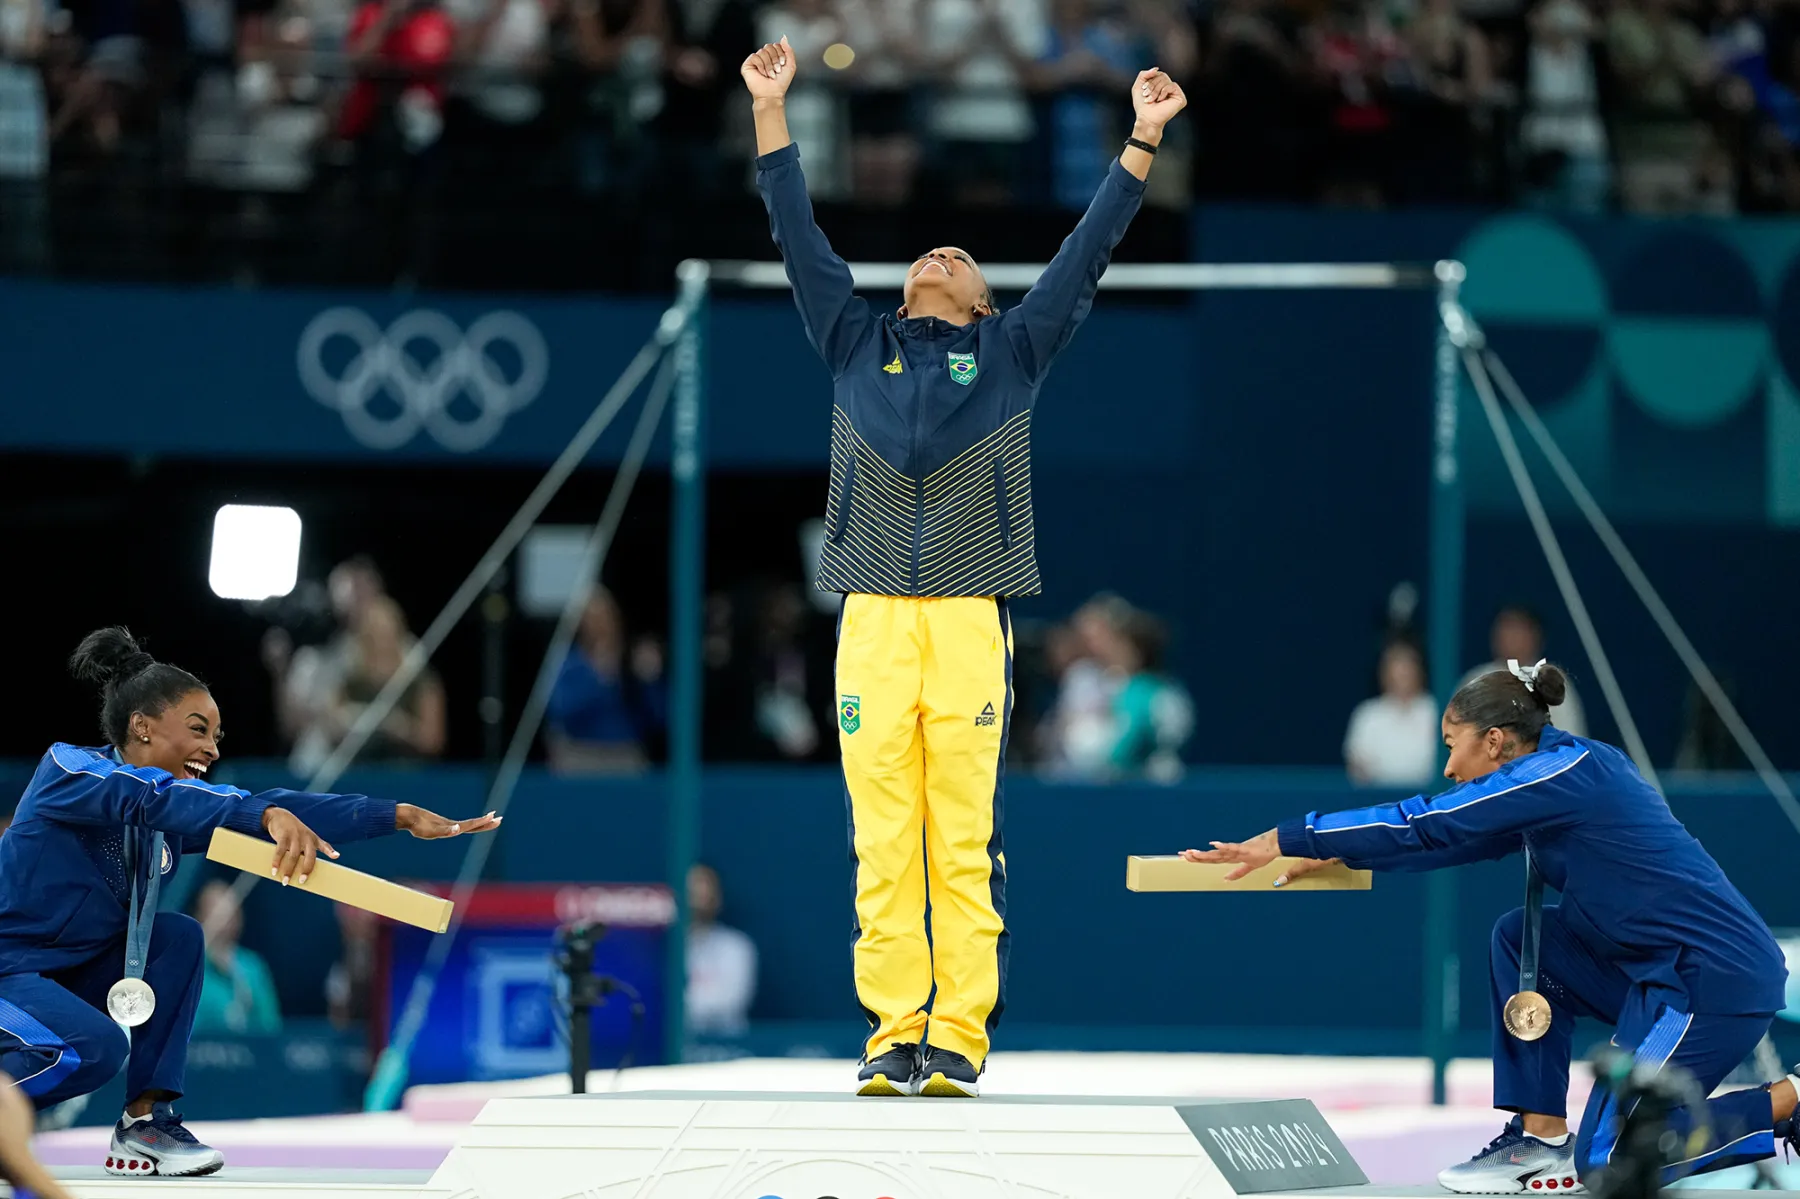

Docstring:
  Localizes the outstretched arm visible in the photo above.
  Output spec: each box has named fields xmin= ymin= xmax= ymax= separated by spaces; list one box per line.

xmin=1184 ymin=744 xmax=1591 ymax=880
xmin=745 ymin=36 xmax=873 ymax=379
xmin=1180 ymin=831 xmax=1520 ymax=888
xmin=1003 ymin=68 xmax=1186 ymax=384
xmin=29 ymin=744 xmax=271 ymax=839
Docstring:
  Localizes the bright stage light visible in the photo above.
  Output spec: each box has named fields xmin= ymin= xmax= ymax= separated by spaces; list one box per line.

xmin=209 ymin=504 xmax=302 ymax=600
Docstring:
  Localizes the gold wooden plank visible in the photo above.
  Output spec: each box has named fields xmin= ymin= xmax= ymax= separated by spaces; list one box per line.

xmin=206 ymin=828 xmax=454 ymax=932
xmin=1126 ymin=855 xmax=1372 ymax=892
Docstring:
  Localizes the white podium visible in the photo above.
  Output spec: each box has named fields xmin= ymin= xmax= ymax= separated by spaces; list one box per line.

xmin=426 ymin=1091 xmax=1368 ymax=1199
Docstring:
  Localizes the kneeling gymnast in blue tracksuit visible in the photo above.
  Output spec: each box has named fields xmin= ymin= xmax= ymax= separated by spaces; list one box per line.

xmin=1188 ymin=660 xmax=1796 ymax=1194
xmin=0 ymin=626 xmax=499 ymax=1179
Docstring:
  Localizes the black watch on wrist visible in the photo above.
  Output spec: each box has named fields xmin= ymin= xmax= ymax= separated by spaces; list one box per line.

xmin=1125 ymin=136 xmax=1159 ymax=156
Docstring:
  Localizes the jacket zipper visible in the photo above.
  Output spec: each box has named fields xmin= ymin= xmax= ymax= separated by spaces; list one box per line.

xmin=909 ymin=323 xmax=929 ymax=592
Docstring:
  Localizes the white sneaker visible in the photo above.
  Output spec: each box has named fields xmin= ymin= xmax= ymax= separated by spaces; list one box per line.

xmin=106 ymin=1104 xmax=225 ymax=1177
xmin=1438 ymin=1119 xmax=1584 ymax=1194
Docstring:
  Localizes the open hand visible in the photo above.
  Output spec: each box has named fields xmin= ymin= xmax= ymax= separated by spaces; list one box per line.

xmin=1270 ymin=856 xmax=1339 ymax=887
xmin=1131 ymin=67 xmax=1187 ymax=130
xmin=262 ymin=806 xmax=338 ymax=887
xmin=740 ymin=36 xmax=794 ymax=100
xmin=396 ymin=803 xmax=503 ymax=840
xmin=1179 ymin=829 xmax=1280 ymax=881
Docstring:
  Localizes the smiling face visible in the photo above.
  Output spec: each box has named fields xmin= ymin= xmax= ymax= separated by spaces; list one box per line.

xmin=130 ymin=688 xmax=223 ymax=781
xmin=903 ymin=247 xmax=993 ymax=321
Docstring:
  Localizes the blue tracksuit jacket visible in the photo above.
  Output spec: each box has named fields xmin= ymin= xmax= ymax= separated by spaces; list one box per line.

xmin=756 ymin=142 xmax=1146 ymax=599
xmin=1277 ymin=727 xmax=1785 ymax=1015
xmin=0 ymin=744 xmax=397 ymax=978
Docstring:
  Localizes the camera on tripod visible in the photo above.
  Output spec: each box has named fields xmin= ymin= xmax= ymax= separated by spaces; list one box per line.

xmin=555 ymin=921 xmax=604 ymax=979
xmin=1585 ymin=1044 xmax=1713 ymax=1199
xmin=554 ymin=921 xmax=615 ymax=1095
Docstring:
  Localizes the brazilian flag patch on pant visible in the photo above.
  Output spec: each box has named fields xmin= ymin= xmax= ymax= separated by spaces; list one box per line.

xmin=840 ymin=695 xmax=861 ymax=734
xmin=947 ymin=352 xmax=977 ymax=386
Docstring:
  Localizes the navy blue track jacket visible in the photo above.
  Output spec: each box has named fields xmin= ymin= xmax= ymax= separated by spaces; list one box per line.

xmin=1277 ymin=727 xmax=1785 ymax=1015
xmin=0 ymin=744 xmax=397 ymax=977
xmin=756 ymin=142 xmax=1146 ymax=599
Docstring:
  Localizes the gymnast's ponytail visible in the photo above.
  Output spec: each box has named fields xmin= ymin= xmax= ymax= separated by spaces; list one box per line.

xmin=1447 ymin=660 xmax=1568 ymax=744
xmin=69 ymin=627 xmax=207 ymax=748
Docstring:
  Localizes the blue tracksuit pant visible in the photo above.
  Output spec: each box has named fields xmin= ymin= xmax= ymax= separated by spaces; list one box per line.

xmin=1492 ymin=906 xmax=1779 ymax=1184
xmin=0 ymin=912 xmax=204 ymax=1109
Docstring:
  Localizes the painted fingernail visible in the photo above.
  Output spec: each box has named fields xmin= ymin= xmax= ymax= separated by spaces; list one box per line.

xmin=298 ymin=874 xmax=309 ymax=886
xmin=452 ymin=824 xmax=461 ymax=833
xmin=1273 ymin=879 xmax=1286 ymax=888
xmin=271 ymin=869 xmax=279 ymax=878
xmin=281 ymin=875 xmax=290 ymax=886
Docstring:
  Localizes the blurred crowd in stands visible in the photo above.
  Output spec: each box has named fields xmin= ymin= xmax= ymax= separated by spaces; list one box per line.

xmin=251 ymin=539 xmax=1762 ymax=786
xmin=5 ymin=0 xmax=1800 ymax=280
xmin=256 ymin=550 xmax=1199 ymax=781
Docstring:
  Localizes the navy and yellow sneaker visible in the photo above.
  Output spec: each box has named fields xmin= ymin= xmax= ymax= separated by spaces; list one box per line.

xmin=856 ymin=1042 xmax=920 ymax=1097
xmin=917 ymin=1047 xmax=982 ymax=1098
xmin=106 ymin=1103 xmax=224 ymax=1177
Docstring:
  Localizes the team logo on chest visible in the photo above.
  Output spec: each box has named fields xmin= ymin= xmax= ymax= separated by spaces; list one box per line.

xmin=947 ymin=351 xmax=978 ymax=386
xmin=161 ymin=841 xmax=173 ymax=874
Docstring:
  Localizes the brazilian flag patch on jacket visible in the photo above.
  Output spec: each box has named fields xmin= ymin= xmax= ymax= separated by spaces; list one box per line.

xmin=947 ymin=352 xmax=977 ymax=386
xmin=839 ymin=695 xmax=861 ymax=734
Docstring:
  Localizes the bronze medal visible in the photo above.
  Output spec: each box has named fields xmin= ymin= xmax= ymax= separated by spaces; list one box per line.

xmin=1503 ymin=990 xmax=1551 ymax=1041
xmin=1504 ymin=848 xmax=1551 ymax=1041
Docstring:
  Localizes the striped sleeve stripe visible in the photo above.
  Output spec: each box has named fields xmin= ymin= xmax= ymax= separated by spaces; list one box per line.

xmin=1312 ymin=749 xmax=1591 ymax=837
xmin=0 ymin=998 xmax=81 ymax=1096
xmin=1594 ymin=1009 xmax=1693 ymax=1167
xmin=47 ymin=744 xmax=243 ymax=800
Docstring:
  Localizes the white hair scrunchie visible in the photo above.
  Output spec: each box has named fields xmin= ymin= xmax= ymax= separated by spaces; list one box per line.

xmin=1508 ymin=658 xmax=1548 ymax=693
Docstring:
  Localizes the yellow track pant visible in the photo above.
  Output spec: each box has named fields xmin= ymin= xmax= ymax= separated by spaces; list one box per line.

xmin=836 ymin=593 xmax=1011 ymax=1069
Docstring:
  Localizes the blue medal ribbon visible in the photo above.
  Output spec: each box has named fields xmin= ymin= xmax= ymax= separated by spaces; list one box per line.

xmin=1519 ymin=846 xmax=1544 ymax=996
xmin=123 ymin=826 xmax=165 ymax=982
xmin=109 ymin=747 xmax=163 ymax=988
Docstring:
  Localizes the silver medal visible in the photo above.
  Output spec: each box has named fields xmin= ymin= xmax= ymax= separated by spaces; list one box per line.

xmin=107 ymin=977 xmax=156 ymax=1027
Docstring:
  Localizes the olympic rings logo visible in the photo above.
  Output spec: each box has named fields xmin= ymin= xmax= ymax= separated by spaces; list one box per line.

xmin=297 ymin=308 xmax=549 ymax=452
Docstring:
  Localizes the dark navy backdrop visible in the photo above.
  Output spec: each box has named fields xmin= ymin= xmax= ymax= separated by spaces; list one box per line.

xmin=5 ymin=207 xmax=1798 ymax=769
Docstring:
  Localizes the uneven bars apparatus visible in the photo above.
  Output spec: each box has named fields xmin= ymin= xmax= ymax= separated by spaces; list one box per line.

xmin=692 ymin=257 xmax=1465 ymax=1102
xmin=219 ymin=272 xmax=714 ymax=1103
